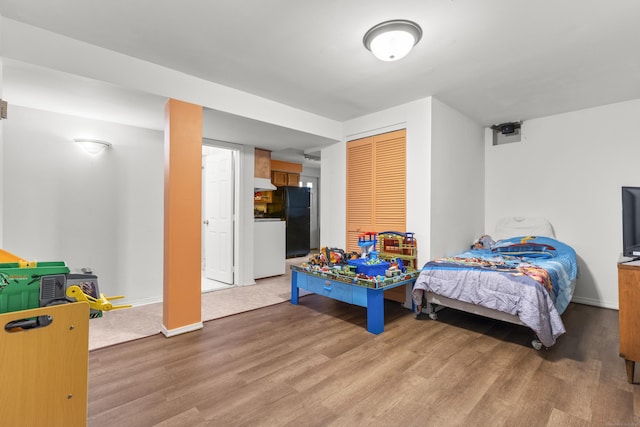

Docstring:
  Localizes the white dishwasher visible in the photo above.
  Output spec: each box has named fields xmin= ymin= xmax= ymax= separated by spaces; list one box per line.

xmin=254 ymin=219 xmax=286 ymax=279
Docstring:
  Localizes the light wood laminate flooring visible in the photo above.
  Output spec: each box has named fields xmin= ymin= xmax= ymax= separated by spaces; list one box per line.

xmin=88 ymin=297 xmax=637 ymax=426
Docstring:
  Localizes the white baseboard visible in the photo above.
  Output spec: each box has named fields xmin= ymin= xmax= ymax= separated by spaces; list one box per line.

xmin=161 ymin=322 xmax=204 ymax=337
xmin=571 ymin=296 xmax=618 ymax=310
xmin=127 ymin=296 xmax=163 ymax=307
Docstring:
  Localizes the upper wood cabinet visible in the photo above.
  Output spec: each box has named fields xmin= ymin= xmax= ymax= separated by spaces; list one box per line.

xmin=287 ymin=173 xmax=300 ymax=186
xmin=254 ymin=148 xmax=271 ymax=179
xmin=270 ymin=159 xmax=302 ymax=187
xmin=271 ymin=171 xmax=288 ymax=186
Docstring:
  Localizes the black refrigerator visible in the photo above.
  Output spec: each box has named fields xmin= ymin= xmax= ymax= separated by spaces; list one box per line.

xmin=273 ymin=186 xmax=311 ymax=258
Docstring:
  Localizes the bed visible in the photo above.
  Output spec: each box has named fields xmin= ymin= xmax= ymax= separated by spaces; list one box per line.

xmin=412 ymin=218 xmax=577 ymax=349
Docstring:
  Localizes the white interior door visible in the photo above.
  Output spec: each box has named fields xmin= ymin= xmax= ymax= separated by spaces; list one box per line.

xmin=204 ymin=148 xmax=234 ymax=284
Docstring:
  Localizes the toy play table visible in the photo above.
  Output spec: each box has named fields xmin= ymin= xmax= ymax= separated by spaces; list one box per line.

xmin=290 ymin=269 xmax=417 ymax=334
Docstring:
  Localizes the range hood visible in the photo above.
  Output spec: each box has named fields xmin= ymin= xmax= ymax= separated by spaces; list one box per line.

xmin=254 ymin=177 xmax=277 ymax=191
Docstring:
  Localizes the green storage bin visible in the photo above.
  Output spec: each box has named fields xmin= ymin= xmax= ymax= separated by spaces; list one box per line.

xmin=0 ymin=261 xmax=70 ymax=314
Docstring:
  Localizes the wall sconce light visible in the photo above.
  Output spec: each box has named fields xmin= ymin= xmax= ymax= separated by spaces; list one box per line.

xmin=74 ymin=138 xmax=112 ymax=155
xmin=363 ymin=19 xmax=422 ymax=62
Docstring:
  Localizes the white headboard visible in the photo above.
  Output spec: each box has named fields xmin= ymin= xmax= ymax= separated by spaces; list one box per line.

xmin=493 ymin=217 xmax=555 ymax=241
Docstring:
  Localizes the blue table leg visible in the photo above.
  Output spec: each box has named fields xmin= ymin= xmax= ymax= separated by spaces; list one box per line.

xmin=291 ymin=270 xmax=299 ymax=305
xmin=366 ymin=288 xmax=384 ymax=334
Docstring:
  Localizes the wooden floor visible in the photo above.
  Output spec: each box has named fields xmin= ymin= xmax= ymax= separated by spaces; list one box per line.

xmin=88 ymin=296 xmax=638 ymax=427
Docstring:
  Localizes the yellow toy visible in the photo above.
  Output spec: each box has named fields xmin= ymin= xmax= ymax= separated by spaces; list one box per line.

xmin=0 ymin=248 xmax=130 ymax=319
xmin=66 ymin=285 xmax=131 ymax=312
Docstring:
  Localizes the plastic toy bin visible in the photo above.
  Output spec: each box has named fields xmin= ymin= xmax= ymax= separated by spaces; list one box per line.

xmin=347 ymin=259 xmax=390 ymax=277
xmin=0 ymin=261 xmax=70 ymax=314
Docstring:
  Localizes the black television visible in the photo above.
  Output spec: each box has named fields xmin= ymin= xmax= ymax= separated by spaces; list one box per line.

xmin=622 ymin=186 xmax=640 ymax=258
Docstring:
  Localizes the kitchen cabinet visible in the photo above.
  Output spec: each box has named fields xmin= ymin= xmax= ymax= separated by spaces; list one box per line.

xmin=270 ymin=159 xmax=302 ymax=187
xmin=255 ymin=148 xmax=271 ymax=179
xmin=271 ymin=171 xmax=288 ymax=186
xmin=287 ymin=172 xmax=300 ymax=186
xmin=271 ymin=171 xmax=299 ymax=186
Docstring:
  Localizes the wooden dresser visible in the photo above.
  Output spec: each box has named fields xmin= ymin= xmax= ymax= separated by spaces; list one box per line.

xmin=618 ymin=262 xmax=640 ymax=383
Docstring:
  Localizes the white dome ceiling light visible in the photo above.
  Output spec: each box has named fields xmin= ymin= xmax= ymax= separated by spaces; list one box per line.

xmin=363 ymin=19 xmax=422 ymax=62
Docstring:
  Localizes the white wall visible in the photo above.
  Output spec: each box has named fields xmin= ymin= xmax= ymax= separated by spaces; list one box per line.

xmin=302 ymin=166 xmax=320 ymax=178
xmin=322 ymin=96 xmax=484 ymax=263
xmin=3 ymin=106 xmax=164 ymax=305
xmin=237 ymin=144 xmax=257 ymax=286
xmin=322 ymin=97 xmax=432 ymax=265
xmin=485 ymin=98 xmax=640 ymax=309
xmin=0 ymin=56 xmax=4 ymax=247
xmin=430 ymin=98 xmax=485 ymax=257
xmin=320 ymin=141 xmax=346 ymax=248
xmin=2 ymin=18 xmax=342 ymax=143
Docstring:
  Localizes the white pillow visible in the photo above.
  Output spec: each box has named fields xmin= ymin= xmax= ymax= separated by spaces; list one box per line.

xmin=493 ymin=217 xmax=555 ymax=241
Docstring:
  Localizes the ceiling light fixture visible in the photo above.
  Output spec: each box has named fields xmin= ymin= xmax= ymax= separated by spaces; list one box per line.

xmin=74 ymin=138 xmax=112 ymax=155
xmin=363 ymin=19 xmax=422 ymax=62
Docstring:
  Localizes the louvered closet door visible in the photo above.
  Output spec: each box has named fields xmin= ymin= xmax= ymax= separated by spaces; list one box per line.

xmin=346 ymin=137 xmax=374 ymax=253
xmin=373 ymin=130 xmax=406 ymax=234
xmin=346 ymin=129 xmax=406 ymax=253
xmin=373 ymin=129 xmax=407 ymax=303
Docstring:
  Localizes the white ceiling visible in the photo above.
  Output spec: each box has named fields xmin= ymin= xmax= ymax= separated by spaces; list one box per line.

xmin=2 ymin=0 xmax=640 ymax=163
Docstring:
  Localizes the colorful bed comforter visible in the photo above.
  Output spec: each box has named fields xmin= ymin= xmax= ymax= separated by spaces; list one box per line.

xmin=412 ymin=236 xmax=577 ymax=347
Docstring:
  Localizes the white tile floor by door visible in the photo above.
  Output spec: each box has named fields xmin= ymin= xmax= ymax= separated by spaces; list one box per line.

xmin=202 ymin=274 xmax=234 ymax=293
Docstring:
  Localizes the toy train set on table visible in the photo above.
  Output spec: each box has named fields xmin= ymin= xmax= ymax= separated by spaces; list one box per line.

xmin=292 ymin=231 xmax=420 ymax=288
xmin=0 ymin=249 xmax=130 ymax=329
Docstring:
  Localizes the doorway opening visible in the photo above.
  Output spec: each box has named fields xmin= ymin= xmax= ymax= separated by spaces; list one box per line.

xmin=202 ymin=143 xmax=238 ymax=292
xmin=300 ymin=175 xmax=320 ymax=251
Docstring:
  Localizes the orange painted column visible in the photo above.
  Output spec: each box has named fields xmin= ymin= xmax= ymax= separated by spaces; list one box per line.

xmin=162 ymin=98 xmax=203 ymax=337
